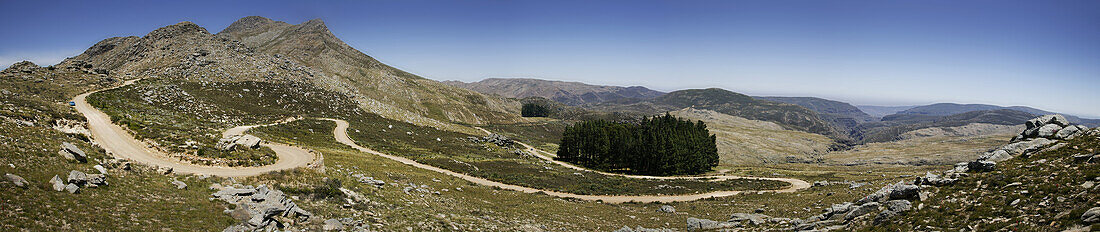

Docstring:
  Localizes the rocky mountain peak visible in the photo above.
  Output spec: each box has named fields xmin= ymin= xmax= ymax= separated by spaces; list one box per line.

xmin=145 ymin=21 xmax=210 ymax=40
xmin=4 ymin=61 xmax=39 ymax=72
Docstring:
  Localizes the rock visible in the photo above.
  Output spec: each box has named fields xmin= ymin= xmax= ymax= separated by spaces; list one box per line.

xmin=216 ymin=134 xmax=263 ymax=150
xmin=845 ymin=202 xmax=881 ymax=221
xmin=212 ymin=185 xmax=311 ymax=231
xmin=67 ymin=170 xmax=88 ymax=185
xmin=729 ymin=213 xmax=769 ymax=225
xmin=86 ymin=174 xmax=107 ymax=187
xmin=4 ymin=173 xmax=28 ymax=189
xmin=979 ymin=149 xmax=1013 ymax=162
xmin=65 ymin=183 xmax=80 ymax=193
xmin=873 ymin=209 xmax=899 ymax=224
xmin=172 ymin=180 xmax=187 ymax=189
xmin=999 ymin=138 xmax=1055 ymax=155
xmin=613 ymin=226 xmax=673 ymax=232
xmin=1037 ymin=124 xmax=1062 ymax=138
xmin=50 ymin=175 xmax=65 ymax=191
xmin=613 ymin=226 xmax=633 ymax=232
xmin=157 ymin=166 xmax=173 ymax=175
xmin=1026 ymin=115 xmax=1069 ymax=129
xmin=686 ymin=217 xmax=736 ymax=231
xmin=859 ymin=182 xmax=920 ymax=204
xmin=1083 ymin=207 xmax=1100 ymax=223
xmin=657 ymin=205 xmax=675 ymax=213
xmin=883 ymin=200 xmax=912 ymax=212
xmin=323 ymin=218 xmax=344 ymax=231
xmin=93 ymin=165 xmax=108 ymax=175
xmin=1055 ymin=125 xmax=1082 ymax=139
xmin=916 ymin=172 xmax=957 ymax=186
xmin=968 ymin=160 xmax=996 ymax=172
xmin=813 ymin=181 xmax=829 ymax=187
xmin=60 ymin=142 xmax=88 ymax=162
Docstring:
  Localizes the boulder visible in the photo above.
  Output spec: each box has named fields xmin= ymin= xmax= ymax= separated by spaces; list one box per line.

xmin=1026 ymin=115 xmax=1069 ymax=128
xmin=67 ymin=170 xmax=88 ymax=185
xmin=1036 ymin=124 xmax=1062 ymax=138
xmin=844 ymin=202 xmax=881 ymax=221
xmin=686 ymin=217 xmax=736 ymax=231
xmin=50 ymin=175 xmax=65 ymax=191
xmin=65 ymin=183 xmax=80 ymax=194
xmin=212 ymin=185 xmax=312 ymax=231
xmin=86 ymin=174 xmax=107 ymax=187
xmin=172 ymin=180 xmax=187 ymax=189
xmin=729 ymin=213 xmax=769 ymax=225
xmin=93 ymin=165 xmax=108 ymax=175
xmin=916 ymin=172 xmax=957 ymax=186
xmin=1055 ymin=125 xmax=1082 ymax=139
xmin=322 ymin=219 xmax=344 ymax=231
xmin=998 ymin=138 xmax=1054 ymax=155
xmin=4 ymin=173 xmax=28 ymax=189
xmin=60 ymin=142 xmax=88 ymax=162
xmin=968 ymin=161 xmax=996 ymax=172
xmin=888 ymin=184 xmax=920 ymax=200
xmin=657 ymin=205 xmax=675 ymax=213
xmin=1084 ymin=207 xmax=1100 ymax=223
xmin=979 ymin=149 xmax=1012 ymax=162
xmin=883 ymin=200 xmax=912 ymax=212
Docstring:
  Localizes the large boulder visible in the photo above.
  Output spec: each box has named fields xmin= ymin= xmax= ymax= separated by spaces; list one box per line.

xmin=1026 ymin=115 xmax=1069 ymax=129
xmin=1084 ymin=207 xmax=1100 ymax=223
xmin=968 ymin=161 xmax=996 ymax=172
xmin=686 ymin=217 xmax=736 ymax=231
xmin=657 ymin=205 xmax=675 ymax=213
xmin=60 ymin=142 xmax=88 ymax=162
xmin=67 ymin=170 xmax=88 ymax=185
xmin=859 ymin=182 xmax=920 ymax=204
xmin=1036 ymin=124 xmax=1062 ymax=138
xmin=997 ymin=138 xmax=1054 ymax=156
xmin=845 ymin=202 xmax=881 ymax=221
xmin=729 ymin=213 xmax=769 ymax=225
xmin=50 ymin=175 xmax=65 ymax=191
xmin=1055 ymin=125 xmax=1085 ymax=139
xmin=86 ymin=174 xmax=107 ymax=187
xmin=4 ymin=174 xmax=28 ymax=189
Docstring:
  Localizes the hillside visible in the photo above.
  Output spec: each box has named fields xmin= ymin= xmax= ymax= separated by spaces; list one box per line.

xmin=756 ymin=96 xmax=874 ymax=139
xmin=897 ymin=103 xmax=1099 ymax=127
xmin=214 ymin=16 xmax=523 ymax=132
xmin=670 ymin=108 xmax=834 ymax=165
xmin=652 ymin=89 xmax=844 ymax=140
xmin=445 ymin=78 xmax=664 ymax=105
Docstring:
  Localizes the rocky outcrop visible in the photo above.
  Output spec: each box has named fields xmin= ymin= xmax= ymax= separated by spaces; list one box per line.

xmin=60 ymin=142 xmax=88 ymax=162
xmin=217 ymin=134 xmax=263 ymax=150
xmin=467 ymin=134 xmax=514 ymax=147
xmin=213 ymin=185 xmax=312 ymax=231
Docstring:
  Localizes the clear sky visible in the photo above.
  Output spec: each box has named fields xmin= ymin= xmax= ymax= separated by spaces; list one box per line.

xmin=2 ymin=0 xmax=1098 ymax=117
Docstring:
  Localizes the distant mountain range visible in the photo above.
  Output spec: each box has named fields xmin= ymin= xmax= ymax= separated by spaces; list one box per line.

xmin=443 ymin=78 xmax=664 ymax=106
xmin=448 ymin=77 xmax=1097 ymax=144
xmin=895 ymin=103 xmax=1099 ymax=126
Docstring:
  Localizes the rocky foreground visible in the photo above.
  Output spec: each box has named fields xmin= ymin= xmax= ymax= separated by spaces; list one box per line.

xmin=615 ymin=114 xmax=1099 ymax=231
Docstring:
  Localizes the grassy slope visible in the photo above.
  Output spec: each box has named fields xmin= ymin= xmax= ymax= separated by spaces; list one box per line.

xmin=0 ymin=65 xmax=236 ymax=231
xmin=670 ymin=108 xmax=835 ymax=166
xmin=857 ymin=129 xmax=1100 ymax=231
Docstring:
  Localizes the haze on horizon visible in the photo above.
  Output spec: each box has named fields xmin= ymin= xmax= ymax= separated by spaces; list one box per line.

xmin=1 ymin=0 xmax=1097 ymax=118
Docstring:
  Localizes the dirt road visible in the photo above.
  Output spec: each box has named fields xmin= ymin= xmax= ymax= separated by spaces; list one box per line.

xmin=73 ymin=81 xmax=316 ymax=177
xmin=329 ymin=119 xmax=810 ymax=203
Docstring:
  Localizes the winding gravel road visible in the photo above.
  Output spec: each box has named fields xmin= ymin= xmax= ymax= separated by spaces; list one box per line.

xmin=73 ymin=80 xmax=317 ymax=177
xmin=73 ymin=81 xmax=808 ymax=202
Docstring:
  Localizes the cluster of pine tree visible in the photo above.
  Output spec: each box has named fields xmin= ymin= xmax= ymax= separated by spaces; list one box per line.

xmin=557 ymin=113 xmax=719 ymax=176
xmin=521 ymin=103 xmax=551 ymax=117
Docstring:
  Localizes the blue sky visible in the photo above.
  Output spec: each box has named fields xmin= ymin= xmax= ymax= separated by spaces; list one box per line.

xmin=2 ymin=0 xmax=1098 ymax=117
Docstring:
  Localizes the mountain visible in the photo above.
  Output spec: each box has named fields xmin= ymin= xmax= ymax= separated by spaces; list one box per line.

xmin=586 ymin=88 xmax=845 ymax=140
xmin=445 ymin=78 xmax=664 ymax=105
xmin=214 ymin=16 xmax=522 ymax=132
xmin=856 ymin=105 xmax=916 ymax=118
xmin=896 ymin=103 xmax=1099 ymax=127
xmin=755 ymin=96 xmax=875 ymax=139
xmin=858 ymin=109 xmax=1037 ymax=143
xmin=59 ymin=17 xmax=523 ymax=134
